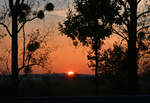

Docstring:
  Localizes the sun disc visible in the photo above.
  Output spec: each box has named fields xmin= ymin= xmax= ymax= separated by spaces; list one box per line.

xmin=67 ymin=71 xmax=75 ymax=76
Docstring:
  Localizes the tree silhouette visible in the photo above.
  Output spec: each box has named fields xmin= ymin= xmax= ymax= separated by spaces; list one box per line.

xmin=20 ymin=29 xmax=52 ymax=75
xmin=0 ymin=29 xmax=53 ymax=77
xmin=98 ymin=44 xmax=128 ymax=93
xmin=111 ymin=0 xmax=150 ymax=94
xmin=0 ymin=0 xmax=54 ymax=84
xmin=99 ymin=44 xmax=127 ymax=76
xmin=137 ymin=31 xmax=150 ymax=74
xmin=59 ymin=0 xmax=120 ymax=80
xmin=59 ymin=0 xmax=150 ymax=94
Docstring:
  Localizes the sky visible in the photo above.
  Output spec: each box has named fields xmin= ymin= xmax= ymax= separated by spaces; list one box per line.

xmin=0 ymin=0 xmax=94 ymax=74
xmin=32 ymin=0 xmax=95 ymax=74
xmin=0 ymin=0 xmax=127 ymax=75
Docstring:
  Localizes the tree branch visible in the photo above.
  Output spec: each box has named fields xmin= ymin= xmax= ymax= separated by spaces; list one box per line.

xmin=18 ymin=63 xmax=40 ymax=71
xmin=137 ymin=11 xmax=150 ymax=19
xmin=119 ymin=38 xmax=125 ymax=47
xmin=0 ymin=23 xmax=12 ymax=37
xmin=137 ymin=0 xmax=142 ymax=5
xmin=18 ymin=16 xmax=37 ymax=33
xmin=112 ymin=28 xmax=128 ymax=41
xmin=137 ymin=25 xmax=150 ymax=33
xmin=9 ymin=0 xmax=14 ymax=10
xmin=21 ymin=0 xmax=25 ymax=5
xmin=15 ymin=0 xmax=21 ymax=6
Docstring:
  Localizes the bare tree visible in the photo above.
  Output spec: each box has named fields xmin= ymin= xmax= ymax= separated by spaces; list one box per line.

xmin=19 ymin=29 xmax=53 ymax=75
xmin=0 ymin=0 xmax=54 ymax=83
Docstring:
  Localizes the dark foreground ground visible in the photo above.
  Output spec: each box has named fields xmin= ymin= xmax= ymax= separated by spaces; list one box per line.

xmin=0 ymin=96 xmax=150 ymax=103
xmin=0 ymin=75 xmax=150 ymax=102
xmin=0 ymin=73 xmax=150 ymax=99
xmin=0 ymin=76 xmax=150 ymax=97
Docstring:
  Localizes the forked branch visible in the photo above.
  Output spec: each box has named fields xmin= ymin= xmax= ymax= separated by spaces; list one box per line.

xmin=0 ymin=23 xmax=12 ymax=37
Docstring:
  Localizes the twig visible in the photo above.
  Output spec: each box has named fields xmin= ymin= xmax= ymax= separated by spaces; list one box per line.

xmin=0 ymin=22 xmax=12 ymax=37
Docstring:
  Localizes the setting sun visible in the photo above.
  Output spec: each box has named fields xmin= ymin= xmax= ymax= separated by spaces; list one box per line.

xmin=67 ymin=71 xmax=75 ymax=76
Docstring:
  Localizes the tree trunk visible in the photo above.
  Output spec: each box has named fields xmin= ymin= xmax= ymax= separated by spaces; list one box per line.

xmin=94 ymin=39 xmax=99 ymax=79
xmin=94 ymin=41 xmax=99 ymax=95
xmin=127 ymin=0 xmax=138 ymax=94
xmin=11 ymin=11 xmax=19 ymax=84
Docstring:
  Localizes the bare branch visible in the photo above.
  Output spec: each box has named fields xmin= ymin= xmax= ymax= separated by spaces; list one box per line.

xmin=15 ymin=0 xmax=21 ymax=6
xmin=0 ymin=23 xmax=12 ymax=37
xmin=21 ymin=0 xmax=25 ymax=5
xmin=112 ymin=28 xmax=128 ymax=41
xmin=137 ymin=25 xmax=150 ymax=33
xmin=137 ymin=0 xmax=142 ymax=5
xmin=9 ymin=0 xmax=13 ymax=10
xmin=18 ymin=16 xmax=37 ymax=33
xmin=18 ymin=63 xmax=39 ymax=71
xmin=119 ymin=38 xmax=125 ymax=47
xmin=137 ymin=11 xmax=150 ymax=19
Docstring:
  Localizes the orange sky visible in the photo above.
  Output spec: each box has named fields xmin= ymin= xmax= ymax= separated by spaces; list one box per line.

xmin=0 ymin=0 xmax=124 ymax=75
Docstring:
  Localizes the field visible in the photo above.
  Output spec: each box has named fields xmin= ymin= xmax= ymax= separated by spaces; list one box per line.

xmin=0 ymin=76 xmax=150 ymax=97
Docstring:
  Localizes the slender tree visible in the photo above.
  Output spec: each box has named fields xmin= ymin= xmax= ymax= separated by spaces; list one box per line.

xmin=0 ymin=0 xmax=54 ymax=83
xmin=20 ymin=29 xmax=52 ymax=75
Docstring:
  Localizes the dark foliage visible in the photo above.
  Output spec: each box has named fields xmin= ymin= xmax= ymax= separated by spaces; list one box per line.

xmin=99 ymin=44 xmax=127 ymax=78
xmin=9 ymin=3 xmax=31 ymax=22
xmin=59 ymin=0 xmax=120 ymax=45
xmin=27 ymin=41 xmax=40 ymax=52
xmin=59 ymin=0 xmax=120 ymax=78
xmin=37 ymin=10 xmax=45 ymax=19
xmin=45 ymin=3 xmax=54 ymax=11
xmin=24 ymin=66 xmax=32 ymax=74
xmin=17 ymin=4 xmax=31 ymax=22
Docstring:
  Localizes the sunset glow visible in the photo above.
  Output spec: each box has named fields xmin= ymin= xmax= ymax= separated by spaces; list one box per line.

xmin=0 ymin=0 xmax=130 ymax=75
xmin=67 ymin=71 xmax=75 ymax=76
